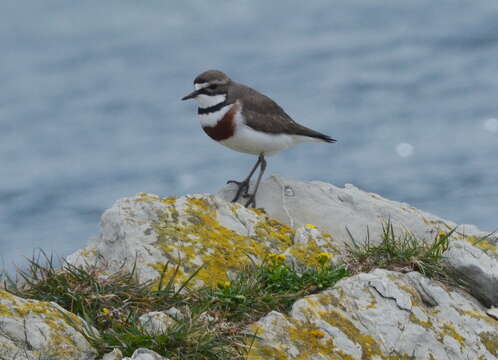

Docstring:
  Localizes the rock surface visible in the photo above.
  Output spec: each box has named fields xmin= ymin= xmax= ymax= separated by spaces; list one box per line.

xmin=248 ymin=269 xmax=498 ymax=359
xmin=67 ymin=193 xmax=335 ymax=287
xmin=55 ymin=177 xmax=497 ymax=359
xmin=102 ymin=348 xmax=169 ymax=360
xmin=138 ymin=312 xmax=175 ymax=335
xmin=219 ymin=175 xmax=498 ymax=306
xmin=0 ymin=289 xmax=96 ymax=360
xmin=123 ymin=348 xmax=169 ymax=360
xmin=218 ymin=175 xmax=489 ymax=242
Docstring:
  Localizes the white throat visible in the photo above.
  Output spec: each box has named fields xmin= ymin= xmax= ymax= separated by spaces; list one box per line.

xmin=196 ymin=93 xmax=226 ymax=108
xmin=198 ymin=103 xmax=233 ymax=127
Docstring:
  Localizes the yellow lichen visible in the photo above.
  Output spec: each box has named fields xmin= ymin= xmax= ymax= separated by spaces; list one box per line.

xmin=80 ymin=249 xmax=97 ymax=257
xmin=479 ymin=331 xmax=498 ymax=356
xmin=150 ymin=196 xmax=294 ymax=287
xmin=0 ymin=303 xmax=13 ymax=316
xmin=466 ymin=236 xmax=498 ymax=257
xmin=320 ymin=310 xmax=384 ymax=358
xmin=250 ymin=207 xmax=266 ymax=216
xmin=387 ymin=276 xmax=421 ymax=307
xmin=309 ymin=329 xmax=326 ymax=338
xmin=438 ymin=323 xmax=466 ymax=350
xmin=366 ymin=292 xmax=378 ymax=309
xmin=0 ymin=289 xmax=16 ymax=301
xmin=409 ymin=313 xmax=432 ymax=328
xmin=287 ymin=324 xmax=335 ymax=357
xmin=454 ymin=308 xmax=498 ymax=325
xmin=0 ymin=292 xmax=90 ymax=359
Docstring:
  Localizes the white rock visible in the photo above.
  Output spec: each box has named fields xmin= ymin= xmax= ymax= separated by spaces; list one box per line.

xmin=138 ymin=312 xmax=175 ymax=335
xmin=164 ymin=307 xmax=182 ymax=320
xmin=66 ymin=193 xmax=299 ymax=288
xmin=248 ymin=269 xmax=498 ymax=359
xmin=123 ymin=348 xmax=168 ymax=360
xmin=0 ymin=290 xmax=97 ymax=360
xmin=103 ymin=348 xmax=123 ymax=360
xmin=219 ymin=175 xmax=489 ymax=245
xmin=487 ymin=307 xmax=498 ymax=321
xmin=219 ymin=175 xmax=498 ymax=306
xmin=443 ymin=239 xmax=498 ymax=306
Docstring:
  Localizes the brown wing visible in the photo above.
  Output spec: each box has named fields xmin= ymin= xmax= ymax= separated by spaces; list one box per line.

xmin=230 ymin=82 xmax=336 ymax=143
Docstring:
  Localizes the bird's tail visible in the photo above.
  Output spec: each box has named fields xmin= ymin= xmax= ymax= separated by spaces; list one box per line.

xmin=297 ymin=127 xmax=337 ymax=143
xmin=315 ymin=133 xmax=337 ymax=143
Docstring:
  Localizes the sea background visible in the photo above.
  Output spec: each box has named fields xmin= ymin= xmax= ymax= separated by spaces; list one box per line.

xmin=1 ymin=0 xmax=497 ymax=274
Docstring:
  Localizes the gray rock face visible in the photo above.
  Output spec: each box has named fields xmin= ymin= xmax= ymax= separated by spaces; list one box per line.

xmin=248 ymin=269 xmax=498 ymax=359
xmin=138 ymin=312 xmax=175 ymax=335
xmin=102 ymin=348 xmax=123 ymax=360
xmin=0 ymin=290 xmax=97 ymax=360
xmin=66 ymin=193 xmax=328 ymax=288
xmin=123 ymin=348 xmax=168 ymax=360
xmin=58 ymin=178 xmax=497 ymax=359
xmin=219 ymin=175 xmax=498 ymax=306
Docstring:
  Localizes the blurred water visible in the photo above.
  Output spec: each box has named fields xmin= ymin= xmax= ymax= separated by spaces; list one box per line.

xmin=1 ymin=0 xmax=497 ymax=273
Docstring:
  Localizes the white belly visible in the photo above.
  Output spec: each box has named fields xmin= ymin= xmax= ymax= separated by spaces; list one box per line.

xmin=219 ymin=124 xmax=296 ymax=156
xmin=198 ymin=103 xmax=317 ymax=156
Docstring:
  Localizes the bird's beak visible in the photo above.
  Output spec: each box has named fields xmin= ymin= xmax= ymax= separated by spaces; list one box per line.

xmin=181 ymin=90 xmax=199 ymax=101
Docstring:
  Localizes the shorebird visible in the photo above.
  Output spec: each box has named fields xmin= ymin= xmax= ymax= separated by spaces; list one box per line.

xmin=182 ymin=70 xmax=336 ymax=207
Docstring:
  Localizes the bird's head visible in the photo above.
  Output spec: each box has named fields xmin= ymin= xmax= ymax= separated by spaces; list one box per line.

xmin=182 ymin=70 xmax=231 ymax=108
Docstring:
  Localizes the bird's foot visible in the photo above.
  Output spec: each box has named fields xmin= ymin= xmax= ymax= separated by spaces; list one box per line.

xmin=244 ymin=193 xmax=256 ymax=208
xmin=227 ymin=179 xmax=242 ymax=186
xmin=228 ymin=179 xmax=250 ymax=202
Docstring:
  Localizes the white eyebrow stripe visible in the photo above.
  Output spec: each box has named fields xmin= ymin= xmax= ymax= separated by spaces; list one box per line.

xmin=195 ymin=83 xmax=209 ymax=90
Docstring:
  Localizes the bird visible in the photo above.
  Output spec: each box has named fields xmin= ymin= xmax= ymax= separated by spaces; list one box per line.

xmin=182 ymin=69 xmax=336 ymax=207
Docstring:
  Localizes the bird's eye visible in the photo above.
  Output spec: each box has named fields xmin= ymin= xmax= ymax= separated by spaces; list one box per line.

xmin=208 ymin=84 xmax=217 ymax=90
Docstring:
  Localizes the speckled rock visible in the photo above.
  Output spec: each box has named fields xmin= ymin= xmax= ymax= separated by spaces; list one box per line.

xmin=0 ymin=289 xmax=97 ymax=360
xmin=102 ymin=348 xmax=123 ymax=360
xmin=66 ymin=193 xmax=336 ymax=288
xmin=122 ymin=348 xmax=169 ymax=360
xmin=248 ymin=269 xmax=498 ymax=360
xmin=219 ymin=175 xmax=498 ymax=306
xmin=138 ymin=312 xmax=175 ymax=335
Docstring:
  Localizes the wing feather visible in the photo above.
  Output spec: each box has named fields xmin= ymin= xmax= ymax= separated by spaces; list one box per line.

xmin=230 ymin=83 xmax=336 ymax=142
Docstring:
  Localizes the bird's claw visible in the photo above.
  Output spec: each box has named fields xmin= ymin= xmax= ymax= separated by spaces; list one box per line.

xmin=230 ymin=179 xmax=250 ymax=203
xmin=244 ymin=194 xmax=256 ymax=208
xmin=227 ymin=179 xmax=242 ymax=186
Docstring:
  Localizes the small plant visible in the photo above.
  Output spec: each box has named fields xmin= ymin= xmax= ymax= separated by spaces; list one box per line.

xmin=207 ymin=253 xmax=348 ymax=324
xmin=5 ymin=251 xmax=349 ymax=359
xmin=5 ymin=252 xmax=191 ymax=330
xmin=82 ymin=311 xmax=241 ymax=359
xmin=345 ymin=220 xmax=455 ymax=280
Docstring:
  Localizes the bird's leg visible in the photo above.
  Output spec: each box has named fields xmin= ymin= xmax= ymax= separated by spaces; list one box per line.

xmin=228 ymin=155 xmax=263 ymax=202
xmin=244 ymin=155 xmax=267 ymax=208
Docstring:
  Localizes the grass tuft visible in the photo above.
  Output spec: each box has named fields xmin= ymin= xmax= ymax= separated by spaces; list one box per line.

xmin=4 ymin=251 xmax=347 ymax=359
xmin=344 ymin=220 xmax=454 ymax=280
xmin=3 ymin=221 xmax=467 ymax=358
